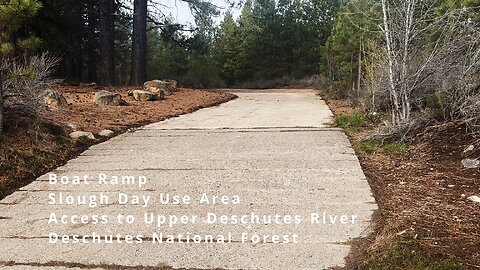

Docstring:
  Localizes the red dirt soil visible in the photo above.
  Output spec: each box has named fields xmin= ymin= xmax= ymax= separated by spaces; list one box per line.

xmin=0 ymin=87 xmax=236 ymax=199
xmin=327 ymin=99 xmax=480 ymax=268
xmin=362 ymin=123 xmax=480 ymax=266
xmin=50 ymin=86 xmax=236 ymax=133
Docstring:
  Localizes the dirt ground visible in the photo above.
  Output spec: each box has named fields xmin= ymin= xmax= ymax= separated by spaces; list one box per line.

xmin=0 ymin=87 xmax=236 ymax=199
xmin=50 ymin=86 xmax=236 ymax=133
xmin=327 ymin=99 xmax=480 ymax=269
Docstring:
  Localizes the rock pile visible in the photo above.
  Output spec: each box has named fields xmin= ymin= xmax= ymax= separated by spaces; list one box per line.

xmin=143 ymin=80 xmax=177 ymax=96
xmin=127 ymin=80 xmax=177 ymax=102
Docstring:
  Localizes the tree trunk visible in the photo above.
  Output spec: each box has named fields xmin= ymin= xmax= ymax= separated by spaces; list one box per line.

xmin=0 ymin=66 xmax=3 ymax=136
xmin=74 ymin=40 xmax=83 ymax=82
xmin=131 ymin=0 xmax=148 ymax=86
xmin=357 ymin=37 xmax=362 ymax=105
xmin=381 ymin=0 xmax=401 ymax=125
xmin=87 ymin=1 xmax=98 ymax=83
xmin=99 ymin=0 xmax=115 ymax=86
xmin=399 ymin=0 xmax=415 ymax=123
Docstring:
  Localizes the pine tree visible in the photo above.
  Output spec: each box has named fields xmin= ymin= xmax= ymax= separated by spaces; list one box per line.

xmin=214 ymin=12 xmax=240 ymax=85
xmin=0 ymin=0 xmax=42 ymax=55
xmin=0 ymin=0 xmax=42 ymax=135
xmin=236 ymin=0 xmax=260 ymax=82
xmin=323 ymin=0 xmax=377 ymax=98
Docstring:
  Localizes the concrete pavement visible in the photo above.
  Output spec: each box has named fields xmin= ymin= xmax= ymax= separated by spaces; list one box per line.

xmin=0 ymin=90 xmax=377 ymax=269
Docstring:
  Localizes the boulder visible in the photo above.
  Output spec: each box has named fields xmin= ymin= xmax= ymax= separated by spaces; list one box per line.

xmin=98 ymin=129 xmax=114 ymax=137
xmin=69 ymin=131 xmax=95 ymax=140
xmin=132 ymin=90 xmax=159 ymax=101
xmin=144 ymin=80 xmax=177 ymax=96
xmin=165 ymin=79 xmax=177 ymax=91
xmin=94 ymin=90 xmax=126 ymax=106
xmin=42 ymin=89 xmax=68 ymax=110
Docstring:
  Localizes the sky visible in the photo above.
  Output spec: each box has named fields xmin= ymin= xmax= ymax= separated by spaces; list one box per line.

xmin=155 ymin=0 xmax=242 ymax=27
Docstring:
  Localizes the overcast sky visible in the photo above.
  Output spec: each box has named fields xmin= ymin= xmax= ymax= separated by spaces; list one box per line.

xmin=157 ymin=0 xmax=242 ymax=27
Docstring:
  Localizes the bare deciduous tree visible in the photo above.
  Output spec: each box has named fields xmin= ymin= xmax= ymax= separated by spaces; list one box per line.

xmin=432 ymin=9 xmax=480 ymax=130
xmin=377 ymin=0 xmax=480 ymax=131
xmin=379 ymin=0 xmax=443 ymax=125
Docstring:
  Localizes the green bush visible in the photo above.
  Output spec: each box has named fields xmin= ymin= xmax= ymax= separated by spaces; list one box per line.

xmin=426 ymin=92 xmax=446 ymax=119
xmin=426 ymin=92 xmax=445 ymax=110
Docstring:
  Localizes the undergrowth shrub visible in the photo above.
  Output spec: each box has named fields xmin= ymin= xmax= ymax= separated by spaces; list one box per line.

xmin=2 ymin=52 xmax=59 ymax=115
xmin=336 ymin=112 xmax=366 ymax=131
xmin=353 ymin=140 xmax=407 ymax=155
xmin=365 ymin=241 xmax=466 ymax=270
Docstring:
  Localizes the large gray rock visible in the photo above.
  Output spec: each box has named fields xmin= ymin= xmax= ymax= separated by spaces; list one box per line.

xmin=69 ymin=131 xmax=95 ymax=140
xmin=144 ymin=80 xmax=177 ymax=96
xmin=42 ymin=89 xmax=68 ymax=110
xmin=132 ymin=90 xmax=160 ymax=101
xmin=94 ymin=90 xmax=126 ymax=106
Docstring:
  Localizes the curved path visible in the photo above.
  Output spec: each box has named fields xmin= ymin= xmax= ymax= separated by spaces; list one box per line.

xmin=0 ymin=90 xmax=377 ymax=269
